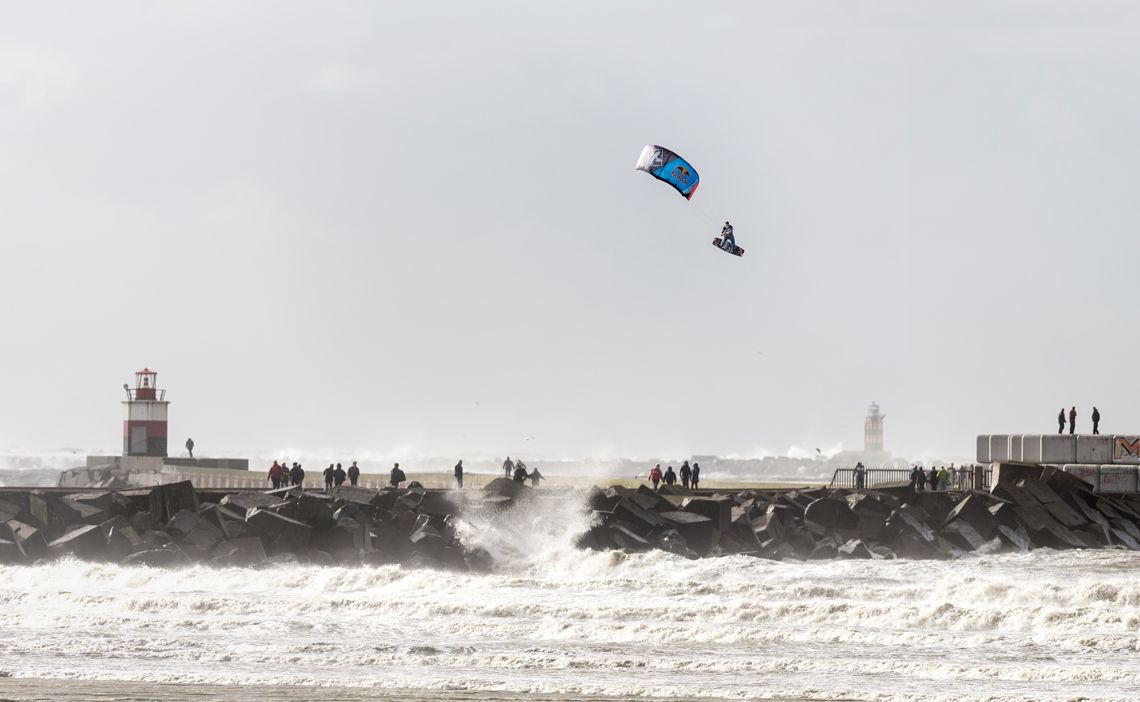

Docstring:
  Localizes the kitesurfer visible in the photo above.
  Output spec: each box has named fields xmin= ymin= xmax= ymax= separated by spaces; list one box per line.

xmin=722 ymin=221 xmax=735 ymax=248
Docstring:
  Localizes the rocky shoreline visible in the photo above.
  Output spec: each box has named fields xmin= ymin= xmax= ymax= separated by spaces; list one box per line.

xmin=2 ymin=464 xmax=1139 ymax=568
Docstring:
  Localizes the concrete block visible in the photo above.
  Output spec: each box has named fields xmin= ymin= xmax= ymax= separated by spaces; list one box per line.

xmin=1021 ymin=435 xmax=1043 ymax=463
xmin=1041 ymin=435 xmax=1077 ymax=464
xmin=976 ymin=435 xmax=991 ymax=464
xmin=4 ymin=519 xmax=48 ymax=561
xmin=989 ymin=435 xmax=1010 ymax=462
xmin=680 ymin=496 xmax=733 ymax=533
xmin=1008 ymin=436 xmax=1024 ymax=463
xmin=659 ymin=510 xmax=717 ymax=555
xmin=1076 ymin=436 xmax=1113 ymax=464
xmin=47 ymin=524 xmax=106 ymax=560
xmin=1112 ymin=436 xmax=1140 ymax=464
xmin=1098 ymin=466 xmax=1138 ymax=493
xmin=803 ymin=497 xmax=858 ymax=531
xmin=992 ymin=463 xmax=1044 ymax=486
xmin=246 ymin=508 xmax=312 ymax=553
xmin=165 ymin=509 xmax=223 ymax=550
xmin=1062 ymin=465 xmax=1100 ymax=492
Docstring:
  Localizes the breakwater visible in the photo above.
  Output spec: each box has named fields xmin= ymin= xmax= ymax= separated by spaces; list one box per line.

xmin=2 ymin=463 xmax=1139 ymax=568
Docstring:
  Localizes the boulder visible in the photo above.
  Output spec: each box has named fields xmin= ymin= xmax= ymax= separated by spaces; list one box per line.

xmin=609 ymin=523 xmax=651 ymax=551
xmin=331 ymin=485 xmax=383 ymax=507
xmin=1041 ymin=466 xmax=1094 ymax=496
xmin=612 ymin=498 xmax=665 ymax=536
xmin=942 ymin=494 xmax=998 ymax=540
xmin=27 ymin=492 xmax=81 ymax=538
xmin=165 ymin=509 xmax=224 ymax=550
xmin=483 ymin=478 xmax=531 ymax=499
xmin=804 ymin=497 xmax=858 ymax=531
xmin=418 ymin=491 xmax=457 ymax=519
xmin=680 ymin=496 xmax=733 ymax=533
xmin=4 ymin=519 xmax=48 ymax=561
xmin=210 ymin=537 xmax=267 ymax=566
xmin=991 ymin=462 xmax=1045 ymax=486
xmin=245 ymin=508 xmax=312 ymax=553
xmin=47 ymin=524 xmax=106 ymax=560
xmin=148 ymin=482 xmax=200 ymax=525
xmin=0 ymin=538 xmax=21 ymax=563
xmin=220 ymin=492 xmax=284 ymax=517
xmin=654 ymin=529 xmax=699 ymax=559
xmin=659 ymin=510 xmax=717 ymax=555
xmin=892 ymin=504 xmax=936 ymax=542
xmin=837 ymin=538 xmax=873 ymax=559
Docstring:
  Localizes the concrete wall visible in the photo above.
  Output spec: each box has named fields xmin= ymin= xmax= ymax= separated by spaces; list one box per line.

xmin=990 ymin=435 xmax=1010 ymax=463
xmin=1009 ymin=435 xmax=1024 ymax=463
xmin=1022 ymin=435 xmax=1043 ymax=463
xmin=976 ymin=435 xmax=990 ymax=464
xmin=1076 ymin=436 xmax=1112 ymax=464
xmin=1041 ymin=435 xmax=1077 ymax=464
xmin=1099 ymin=465 xmax=1139 ymax=493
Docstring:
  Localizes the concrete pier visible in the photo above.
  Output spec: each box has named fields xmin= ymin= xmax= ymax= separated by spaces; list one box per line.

xmin=978 ymin=434 xmax=1140 ymax=493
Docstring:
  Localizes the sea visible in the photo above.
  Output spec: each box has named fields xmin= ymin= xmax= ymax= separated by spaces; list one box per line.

xmin=2 ymin=460 xmax=1139 ymax=701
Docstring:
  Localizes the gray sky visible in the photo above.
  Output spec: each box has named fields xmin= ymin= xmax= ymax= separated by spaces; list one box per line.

xmin=2 ymin=2 xmax=1139 ymax=463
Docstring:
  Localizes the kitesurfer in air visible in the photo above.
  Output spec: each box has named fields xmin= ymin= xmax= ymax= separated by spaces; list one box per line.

xmin=721 ymin=221 xmax=735 ymax=249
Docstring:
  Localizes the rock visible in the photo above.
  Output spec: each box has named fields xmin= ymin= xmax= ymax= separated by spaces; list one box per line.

xmin=679 ymin=496 xmax=733 ymax=533
xmin=220 ymin=492 xmax=284 ymax=517
xmin=27 ymin=492 xmax=81 ymax=538
xmin=0 ymin=538 xmax=21 ymax=563
xmin=165 ymin=509 xmax=224 ymax=551
xmin=658 ymin=510 xmax=717 ymax=555
xmin=942 ymin=494 xmax=998 ymax=540
xmin=804 ymin=497 xmax=858 ymax=531
xmin=892 ymin=504 xmax=936 ymax=542
xmin=612 ymin=498 xmax=665 ymax=536
xmin=634 ymin=485 xmax=676 ymax=513
xmin=211 ymin=537 xmax=267 ymax=566
xmin=63 ymin=492 xmax=130 ymax=517
xmin=1041 ymin=466 xmax=1094 ymax=496
xmin=586 ymin=486 xmax=622 ymax=513
xmin=200 ymin=503 xmax=250 ymax=540
xmin=331 ymin=485 xmax=383 ymax=507
xmin=4 ymin=519 xmax=48 ymax=562
xmin=245 ymin=508 xmax=312 ymax=553
xmin=99 ymin=516 xmax=145 ymax=561
xmin=1018 ymin=480 xmax=1064 ymax=505
xmin=1110 ymin=527 xmax=1140 ymax=550
xmin=837 ymin=538 xmax=873 ymax=559
xmin=991 ymin=463 xmax=1045 ymax=486
xmin=941 ymin=520 xmax=988 ymax=550
xmin=418 ymin=491 xmax=457 ymax=519
xmin=47 ymin=524 xmax=106 ymax=560
xmin=609 ymin=523 xmax=651 ymax=551
xmin=654 ymin=529 xmax=699 ymax=559
xmin=751 ymin=507 xmax=786 ymax=543
xmin=148 ymin=482 xmax=200 ymax=525
xmin=483 ymin=478 xmax=531 ymax=500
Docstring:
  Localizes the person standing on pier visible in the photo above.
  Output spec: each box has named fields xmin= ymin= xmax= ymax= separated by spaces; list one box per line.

xmin=454 ymin=460 xmax=464 ymax=489
xmin=663 ymin=466 xmax=677 ymax=487
xmin=1092 ymin=407 xmax=1101 ymax=435
xmin=502 ymin=456 xmax=515 ymax=478
xmin=937 ymin=465 xmax=949 ymax=491
xmin=691 ymin=463 xmax=701 ymax=489
xmin=185 ymin=437 xmax=194 ymax=459
xmin=347 ymin=462 xmax=360 ymax=486
xmin=928 ymin=465 xmax=939 ymax=491
xmin=290 ymin=463 xmax=305 ymax=487
xmin=914 ymin=465 xmax=926 ymax=491
xmin=529 ymin=467 xmax=544 ymax=487
xmin=323 ymin=464 xmax=335 ymax=491
xmin=679 ymin=461 xmax=692 ymax=489
xmin=1058 ymin=408 xmax=1066 ymax=434
xmin=1069 ymin=406 xmax=1077 ymax=435
xmin=333 ymin=463 xmax=347 ymax=487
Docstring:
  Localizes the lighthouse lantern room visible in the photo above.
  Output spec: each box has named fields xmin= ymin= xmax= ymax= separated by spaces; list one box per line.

xmin=123 ymin=368 xmax=169 ymax=457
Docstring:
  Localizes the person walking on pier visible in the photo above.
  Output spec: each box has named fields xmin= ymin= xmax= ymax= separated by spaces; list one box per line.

xmin=914 ymin=465 xmax=926 ymax=491
xmin=1058 ymin=408 xmax=1066 ymax=434
xmin=347 ymin=461 xmax=360 ymax=486
xmin=529 ymin=467 xmax=543 ymax=487
xmin=1069 ymin=406 xmax=1077 ymax=435
xmin=323 ymin=464 xmax=335 ymax=492
xmin=389 ymin=463 xmax=406 ymax=487
xmin=1093 ymin=407 xmax=1101 ymax=435
xmin=454 ymin=460 xmax=464 ymax=489
xmin=679 ymin=461 xmax=692 ymax=489
xmin=649 ymin=464 xmax=663 ymax=491
xmin=928 ymin=465 xmax=939 ymax=492
xmin=502 ymin=456 xmax=515 ymax=478
xmin=854 ymin=462 xmax=866 ymax=490
xmin=290 ymin=462 xmax=305 ymax=487
xmin=691 ymin=463 xmax=701 ymax=490
xmin=268 ymin=461 xmax=285 ymax=489
xmin=333 ymin=463 xmax=347 ymax=487
xmin=663 ymin=465 xmax=677 ymax=487
xmin=937 ymin=465 xmax=949 ymax=492
xmin=185 ymin=437 xmax=194 ymax=459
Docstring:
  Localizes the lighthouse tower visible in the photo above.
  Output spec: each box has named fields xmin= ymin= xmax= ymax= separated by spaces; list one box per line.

xmin=123 ymin=368 xmax=169 ymax=457
xmin=864 ymin=402 xmax=885 ymax=453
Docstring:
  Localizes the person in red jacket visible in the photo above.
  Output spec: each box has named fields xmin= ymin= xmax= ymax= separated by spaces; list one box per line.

xmin=268 ymin=461 xmax=285 ymax=489
xmin=649 ymin=464 xmax=663 ymax=492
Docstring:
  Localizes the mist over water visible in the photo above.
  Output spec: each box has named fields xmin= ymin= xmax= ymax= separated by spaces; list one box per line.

xmin=2 ymin=489 xmax=1139 ymax=702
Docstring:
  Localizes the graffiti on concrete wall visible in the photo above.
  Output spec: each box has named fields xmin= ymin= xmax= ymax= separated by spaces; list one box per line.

xmin=1113 ymin=436 xmax=1140 ymax=463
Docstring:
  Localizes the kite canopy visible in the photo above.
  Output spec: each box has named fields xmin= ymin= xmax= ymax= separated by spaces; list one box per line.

xmin=635 ymin=144 xmax=699 ymax=200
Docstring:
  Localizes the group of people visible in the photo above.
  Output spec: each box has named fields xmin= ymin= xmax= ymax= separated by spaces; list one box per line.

xmin=648 ymin=461 xmax=701 ymax=491
xmin=1057 ymin=406 xmax=1101 ymax=435
xmin=908 ymin=463 xmax=968 ymax=492
xmin=266 ymin=460 xmax=306 ymax=489
xmin=501 ymin=457 xmax=544 ymax=487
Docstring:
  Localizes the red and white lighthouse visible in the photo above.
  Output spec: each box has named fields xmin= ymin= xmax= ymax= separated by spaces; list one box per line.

xmin=123 ymin=368 xmax=169 ymax=457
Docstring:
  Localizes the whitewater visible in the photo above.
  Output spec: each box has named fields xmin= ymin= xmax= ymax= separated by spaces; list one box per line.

xmin=3 ymin=489 xmax=1140 ymax=702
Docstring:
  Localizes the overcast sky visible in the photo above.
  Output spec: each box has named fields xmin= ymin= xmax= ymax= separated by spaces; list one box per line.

xmin=2 ymin=2 xmax=1139 ymax=463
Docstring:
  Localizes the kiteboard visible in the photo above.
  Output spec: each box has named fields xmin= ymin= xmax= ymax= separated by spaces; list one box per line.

xmin=713 ymin=237 xmax=744 ymax=257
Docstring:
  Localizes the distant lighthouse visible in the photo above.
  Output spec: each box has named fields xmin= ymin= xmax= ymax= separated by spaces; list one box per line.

xmin=122 ymin=368 xmax=169 ymax=457
xmin=864 ymin=402 xmax=885 ymax=453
